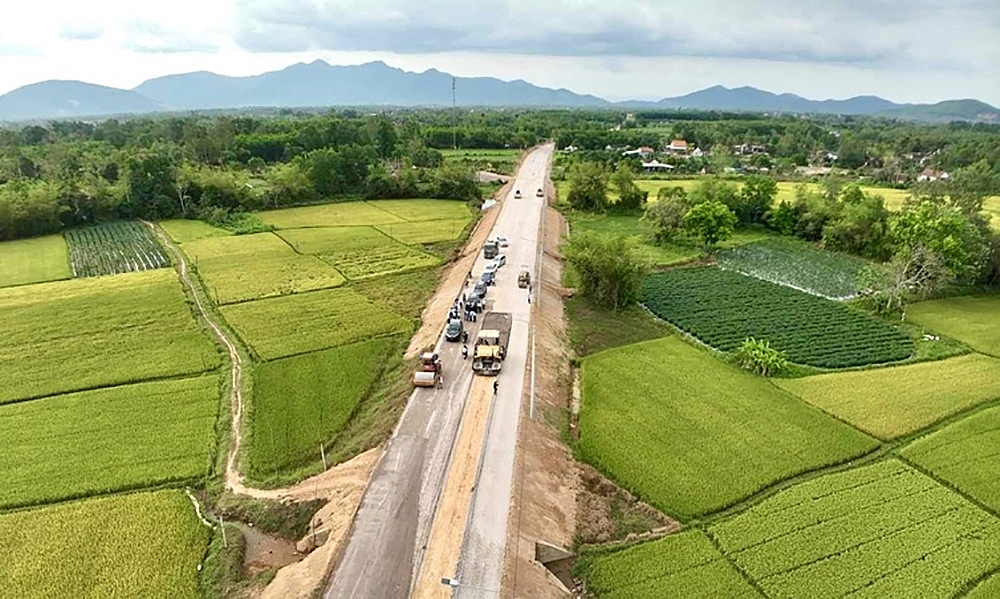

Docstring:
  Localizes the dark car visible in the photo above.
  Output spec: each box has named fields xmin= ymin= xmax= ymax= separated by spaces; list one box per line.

xmin=474 ymin=280 xmax=488 ymax=298
xmin=480 ymin=270 xmax=495 ymax=286
xmin=445 ymin=318 xmax=464 ymax=342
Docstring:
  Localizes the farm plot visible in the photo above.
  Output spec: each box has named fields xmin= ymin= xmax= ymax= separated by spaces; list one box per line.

xmin=247 ymin=337 xmax=396 ymax=480
xmin=708 ymin=460 xmax=1000 ymax=599
xmin=221 ymin=287 xmax=412 ymax=360
xmin=902 ymin=405 xmax=1000 ymax=513
xmin=183 ymin=232 xmax=345 ymax=304
xmin=160 ymin=219 xmax=232 ymax=243
xmin=907 ymin=296 xmax=1000 ymax=357
xmin=64 ymin=221 xmax=169 ymax=277
xmin=0 ymin=490 xmax=209 ymax=599
xmin=257 ymin=201 xmax=405 ymax=229
xmin=579 ymin=337 xmax=878 ymax=518
xmin=775 ymin=354 xmax=1000 ymax=439
xmin=376 ymin=219 xmax=471 ymax=245
xmin=0 ymin=269 xmax=220 ymax=404
xmin=370 ymin=199 xmax=473 ymax=222
xmin=277 ymin=226 xmax=439 ymax=280
xmin=578 ymin=530 xmax=760 ymax=598
xmin=968 ymin=572 xmax=1000 ymax=598
xmin=641 ymin=267 xmax=914 ymax=368
xmin=0 ymin=376 xmax=219 ymax=509
xmin=717 ymin=237 xmax=868 ymax=299
xmin=0 ymin=234 xmax=71 ymax=288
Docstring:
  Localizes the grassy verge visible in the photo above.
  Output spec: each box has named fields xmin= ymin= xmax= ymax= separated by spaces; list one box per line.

xmin=566 ymin=295 xmax=673 ymax=358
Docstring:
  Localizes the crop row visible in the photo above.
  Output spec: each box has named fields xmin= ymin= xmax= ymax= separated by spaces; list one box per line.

xmin=717 ymin=237 xmax=867 ymax=300
xmin=64 ymin=221 xmax=169 ymax=277
xmin=641 ymin=267 xmax=914 ymax=368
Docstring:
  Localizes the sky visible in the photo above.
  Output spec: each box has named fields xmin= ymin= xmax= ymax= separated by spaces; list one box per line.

xmin=1 ymin=0 xmax=998 ymax=105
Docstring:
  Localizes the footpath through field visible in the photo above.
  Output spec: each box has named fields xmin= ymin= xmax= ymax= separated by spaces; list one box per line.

xmin=325 ymin=145 xmax=554 ymax=598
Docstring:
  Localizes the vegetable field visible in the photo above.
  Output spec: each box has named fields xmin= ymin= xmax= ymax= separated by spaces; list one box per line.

xmin=579 ymin=337 xmax=877 ymax=518
xmin=717 ymin=237 xmax=868 ymax=299
xmin=578 ymin=530 xmax=759 ymax=598
xmin=184 ymin=232 xmax=346 ymax=304
xmin=776 ymin=354 xmax=1000 ymax=439
xmin=248 ymin=338 xmax=395 ymax=479
xmin=64 ymin=221 xmax=169 ymax=277
xmin=0 ymin=490 xmax=209 ymax=599
xmin=0 ymin=269 xmax=220 ymax=404
xmin=902 ymin=405 xmax=1000 ymax=513
xmin=709 ymin=460 xmax=1000 ymax=599
xmin=907 ymin=296 xmax=1000 ymax=357
xmin=641 ymin=267 xmax=914 ymax=368
xmin=0 ymin=234 xmax=71 ymax=288
xmin=0 ymin=376 xmax=219 ymax=509
xmin=221 ymin=287 xmax=412 ymax=360
xmin=278 ymin=226 xmax=439 ymax=280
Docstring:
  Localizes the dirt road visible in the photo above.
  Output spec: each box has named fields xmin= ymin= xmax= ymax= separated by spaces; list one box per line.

xmin=325 ymin=145 xmax=554 ymax=598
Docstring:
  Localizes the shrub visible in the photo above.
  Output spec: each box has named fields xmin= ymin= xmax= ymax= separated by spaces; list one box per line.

xmin=735 ymin=337 xmax=788 ymax=377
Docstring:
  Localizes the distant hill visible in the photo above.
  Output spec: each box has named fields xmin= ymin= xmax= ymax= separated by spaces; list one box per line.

xmin=132 ymin=60 xmax=606 ymax=110
xmin=0 ymin=81 xmax=163 ymax=122
xmin=0 ymin=62 xmax=996 ymax=124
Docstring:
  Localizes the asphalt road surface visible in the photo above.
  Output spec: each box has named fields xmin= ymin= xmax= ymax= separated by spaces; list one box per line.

xmin=325 ymin=145 xmax=553 ymax=599
xmin=453 ymin=146 xmax=551 ymax=598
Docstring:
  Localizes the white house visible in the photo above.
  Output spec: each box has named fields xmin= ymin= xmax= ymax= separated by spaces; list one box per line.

xmin=623 ymin=146 xmax=655 ymax=159
xmin=642 ymin=160 xmax=675 ymax=173
xmin=917 ymin=168 xmax=950 ymax=182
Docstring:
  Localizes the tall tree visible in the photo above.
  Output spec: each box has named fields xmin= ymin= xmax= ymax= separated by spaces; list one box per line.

xmin=684 ymin=200 xmax=737 ymax=250
xmin=567 ymin=162 xmax=609 ymax=212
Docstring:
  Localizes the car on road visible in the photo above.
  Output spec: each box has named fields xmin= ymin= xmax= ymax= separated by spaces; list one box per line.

xmin=493 ymin=255 xmax=506 ymax=268
xmin=480 ymin=270 xmax=495 ymax=286
xmin=445 ymin=318 xmax=464 ymax=342
xmin=496 ymin=235 xmax=509 ymax=248
xmin=514 ymin=190 xmax=522 ymax=199
xmin=518 ymin=270 xmax=531 ymax=288
xmin=536 ymin=188 xmax=544 ymax=197
xmin=483 ymin=240 xmax=499 ymax=259
xmin=474 ymin=280 xmax=488 ymax=298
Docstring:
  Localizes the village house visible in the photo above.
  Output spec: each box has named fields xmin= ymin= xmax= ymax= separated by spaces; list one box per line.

xmin=734 ymin=143 xmax=768 ymax=156
xmin=642 ymin=160 xmax=675 ymax=173
xmin=665 ymin=139 xmax=689 ymax=155
xmin=622 ymin=146 xmax=655 ymax=159
xmin=917 ymin=167 xmax=950 ymax=182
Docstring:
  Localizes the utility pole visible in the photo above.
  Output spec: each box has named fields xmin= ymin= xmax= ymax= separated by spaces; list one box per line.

xmin=452 ymin=77 xmax=458 ymax=150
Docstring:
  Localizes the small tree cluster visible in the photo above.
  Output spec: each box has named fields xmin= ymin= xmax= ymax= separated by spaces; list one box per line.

xmin=562 ymin=231 xmax=651 ymax=312
xmin=735 ymin=337 xmax=788 ymax=377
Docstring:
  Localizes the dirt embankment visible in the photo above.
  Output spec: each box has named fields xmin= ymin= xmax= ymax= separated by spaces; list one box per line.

xmin=500 ymin=206 xmax=580 ymax=598
xmin=257 ymin=448 xmax=379 ymax=599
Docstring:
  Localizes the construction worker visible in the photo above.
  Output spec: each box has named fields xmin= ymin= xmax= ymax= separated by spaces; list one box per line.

xmin=462 ymin=344 xmax=468 ymax=360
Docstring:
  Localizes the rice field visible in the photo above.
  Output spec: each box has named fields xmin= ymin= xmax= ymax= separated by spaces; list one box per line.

xmin=578 ymin=530 xmax=759 ymax=598
xmin=221 ymin=287 xmax=412 ymax=360
xmin=160 ymin=219 xmax=232 ymax=243
xmin=370 ymin=199 xmax=473 ymax=222
xmin=0 ymin=490 xmax=209 ymax=599
xmin=376 ymin=219 xmax=471 ymax=245
xmin=247 ymin=338 xmax=395 ymax=480
xmin=0 ymin=234 xmax=71 ymax=288
xmin=906 ymin=296 xmax=1000 ymax=357
xmin=257 ymin=201 xmax=405 ymax=229
xmin=0 ymin=376 xmax=219 ymax=509
xmin=775 ymin=354 xmax=1000 ymax=440
xmin=709 ymin=460 xmax=1000 ymax=599
xmin=578 ymin=337 xmax=878 ymax=518
xmin=902 ymin=405 xmax=1000 ymax=513
xmin=183 ymin=232 xmax=346 ymax=304
xmin=277 ymin=227 xmax=439 ymax=280
xmin=0 ymin=269 xmax=221 ymax=404
xmin=634 ymin=179 xmax=913 ymax=208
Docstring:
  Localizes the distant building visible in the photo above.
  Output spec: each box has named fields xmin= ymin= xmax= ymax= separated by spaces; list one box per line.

xmin=917 ymin=167 xmax=950 ymax=182
xmin=734 ymin=143 xmax=768 ymax=156
xmin=665 ymin=139 xmax=689 ymax=154
xmin=642 ymin=160 xmax=675 ymax=173
xmin=691 ymin=148 xmax=705 ymax=158
xmin=623 ymin=146 xmax=655 ymax=159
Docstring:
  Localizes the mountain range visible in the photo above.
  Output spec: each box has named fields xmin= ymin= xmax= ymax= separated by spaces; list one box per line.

xmin=0 ymin=60 xmax=996 ymax=124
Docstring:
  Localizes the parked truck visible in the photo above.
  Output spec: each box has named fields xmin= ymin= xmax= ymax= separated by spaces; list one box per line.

xmin=472 ymin=312 xmax=512 ymax=376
